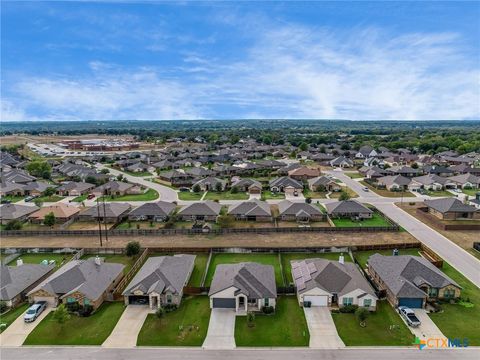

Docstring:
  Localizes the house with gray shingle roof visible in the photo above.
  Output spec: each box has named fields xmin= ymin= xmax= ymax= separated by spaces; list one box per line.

xmin=368 ymin=254 xmax=461 ymax=308
xmin=277 ymin=200 xmax=325 ymax=222
xmin=269 ymin=176 xmax=303 ymax=194
xmin=208 ymin=262 xmax=277 ymax=313
xmin=177 ymin=201 xmax=222 ymax=221
xmin=228 ymin=199 xmax=272 ymax=221
xmin=231 ymin=178 xmax=262 ymax=194
xmin=377 ymin=175 xmax=411 ymax=191
xmin=1 ymin=263 xmax=55 ymax=307
xmin=128 ymin=201 xmax=176 ymax=222
xmin=56 ymin=181 xmax=95 ymax=196
xmin=122 ymin=255 xmax=195 ymax=309
xmin=192 ymin=177 xmax=226 ymax=192
xmin=27 ymin=257 xmax=125 ymax=310
xmin=0 ymin=204 xmax=39 ymax=224
xmin=326 ymin=200 xmax=373 ymax=219
xmin=424 ymin=198 xmax=479 ymax=220
xmin=291 ymin=257 xmax=377 ymax=310
xmin=308 ymin=176 xmax=341 ymax=192
xmin=78 ymin=202 xmax=131 ymax=223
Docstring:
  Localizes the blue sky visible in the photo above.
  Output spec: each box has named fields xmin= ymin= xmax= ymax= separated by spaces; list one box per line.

xmin=1 ymin=1 xmax=479 ymax=121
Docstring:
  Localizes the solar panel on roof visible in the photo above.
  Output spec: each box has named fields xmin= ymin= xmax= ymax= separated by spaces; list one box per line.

xmin=297 ymin=280 xmax=306 ymax=291
xmin=307 ymin=262 xmax=317 ymax=274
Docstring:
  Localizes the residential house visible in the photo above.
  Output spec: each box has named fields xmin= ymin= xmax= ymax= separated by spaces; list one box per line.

xmin=127 ymin=201 xmax=176 ymax=222
xmin=28 ymin=204 xmax=80 ymax=224
xmin=376 ymin=175 xmax=411 ymax=191
xmin=330 ymin=156 xmax=354 ymax=168
xmin=176 ymin=201 xmax=222 ymax=221
xmin=269 ymin=177 xmax=303 ymax=195
xmin=122 ymin=254 xmax=195 ymax=309
xmin=408 ymin=174 xmax=454 ymax=192
xmin=28 ymin=257 xmax=124 ymax=310
xmin=0 ymin=204 xmax=39 ymax=225
xmin=287 ymin=166 xmax=320 ymax=180
xmin=277 ymin=200 xmax=325 ymax=222
xmin=355 ymin=145 xmax=378 ymax=159
xmin=78 ymin=202 xmax=131 ymax=223
xmin=325 ymin=200 xmax=373 ymax=219
xmin=56 ymin=182 xmax=95 ymax=196
xmin=208 ymin=262 xmax=277 ymax=313
xmin=368 ymin=254 xmax=461 ymax=308
xmin=388 ymin=165 xmax=421 ymax=177
xmin=447 ymin=173 xmax=480 ymax=189
xmin=231 ymin=178 xmax=262 ymax=194
xmin=23 ymin=181 xmax=54 ymax=196
xmin=192 ymin=177 xmax=227 ymax=192
xmin=291 ymin=256 xmax=377 ymax=310
xmin=0 ymin=262 xmax=55 ymax=307
xmin=228 ymin=199 xmax=272 ymax=221
xmin=308 ymin=176 xmax=342 ymax=192
xmin=92 ymin=181 xmax=143 ymax=197
xmin=424 ymin=198 xmax=479 ymax=220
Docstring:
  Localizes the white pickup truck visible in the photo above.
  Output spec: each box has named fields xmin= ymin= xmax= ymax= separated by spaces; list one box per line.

xmin=398 ymin=306 xmax=421 ymax=327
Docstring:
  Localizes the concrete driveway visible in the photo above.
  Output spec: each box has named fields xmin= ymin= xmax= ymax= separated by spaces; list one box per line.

xmin=304 ymin=307 xmax=345 ymax=349
xmin=405 ymin=309 xmax=445 ymax=341
xmin=102 ymin=305 xmax=153 ymax=348
xmin=0 ymin=307 xmax=52 ymax=347
xmin=202 ymin=309 xmax=236 ymax=349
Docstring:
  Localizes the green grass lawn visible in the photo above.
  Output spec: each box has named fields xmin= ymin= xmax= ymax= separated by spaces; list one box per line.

xmin=353 ymin=248 xmax=421 ymax=269
xmin=8 ymin=253 xmax=71 ymax=268
xmin=100 ymin=188 xmax=159 ymax=201
xmin=205 ymin=253 xmax=284 ymax=286
xmin=332 ymin=213 xmax=392 ymax=228
xmin=123 ymin=170 xmax=152 ymax=177
xmin=462 ymin=188 xmax=480 ymax=197
xmin=72 ymin=194 xmax=88 ymax=202
xmin=425 ymin=190 xmax=454 ymax=197
xmin=178 ymin=191 xmax=205 ymax=200
xmin=235 ymin=296 xmax=309 ymax=347
xmin=36 ymin=195 xmax=64 ymax=203
xmin=346 ymin=172 xmax=364 ymax=179
xmin=137 ymin=296 xmax=210 ymax=346
xmin=429 ymin=262 xmax=480 ymax=345
xmin=281 ymin=252 xmax=352 ymax=284
xmin=81 ymin=254 xmax=138 ymax=274
xmin=359 ymin=181 xmax=415 ymax=198
xmin=188 ymin=253 xmax=209 ymax=287
xmin=332 ymin=301 xmax=414 ymax=346
xmin=329 ymin=186 xmax=359 ymax=199
xmin=303 ymin=189 xmax=327 ymax=199
xmin=0 ymin=195 xmax=24 ymax=203
xmin=0 ymin=303 xmax=29 ymax=334
xmin=24 ymin=302 xmax=125 ymax=345
xmin=204 ymin=191 xmax=249 ymax=200
xmin=261 ymin=191 xmax=285 ymax=200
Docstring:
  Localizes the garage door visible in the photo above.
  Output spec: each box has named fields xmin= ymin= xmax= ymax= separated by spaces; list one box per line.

xmin=212 ymin=298 xmax=236 ymax=308
xmin=304 ymin=295 xmax=328 ymax=306
xmin=398 ymin=298 xmax=423 ymax=308
xmin=128 ymin=295 xmax=149 ymax=305
xmin=33 ymin=296 xmax=56 ymax=307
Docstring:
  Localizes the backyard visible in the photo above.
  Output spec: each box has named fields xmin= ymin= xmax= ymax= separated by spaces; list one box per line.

xmin=204 ymin=253 xmax=284 ymax=286
xmin=137 ymin=296 xmax=211 ymax=346
xmin=331 ymin=213 xmax=392 ymax=228
xmin=23 ymin=302 xmax=125 ymax=345
xmin=187 ymin=253 xmax=209 ymax=287
xmin=235 ymin=296 xmax=309 ymax=347
xmin=100 ymin=188 xmax=159 ymax=201
xmin=0 ymin=303 xmax=29 ymax=334
xmin=8 ymin=252 xmax=72 ymax=268
xmin=116 ymin=220 xmax=166 ymax=230
xmin=332 ymin=301 xmax=413 ymax=346
xmin=353 ymin=247 xmax=421 ymax=269
xmin=81 ymin=253 xmax=139 ymax=274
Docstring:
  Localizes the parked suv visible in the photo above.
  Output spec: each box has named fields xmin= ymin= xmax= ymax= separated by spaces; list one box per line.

xmin=398 ymin=306 xmax=421 ymax=327
xmin=24 ymin=301 xmax=47 ymax=323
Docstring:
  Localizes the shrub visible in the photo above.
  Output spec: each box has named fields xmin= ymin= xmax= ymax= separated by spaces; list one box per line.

xmin=163 ymin=304 xmax=178 ymax=313
xmin=4 ymin=220 xmax=23 ymax=230
xmin=156 ymin=307 xmax=165 ymax=318
xmin=43 ymin=212 xmax=56 ymax=227
xmin=66 ymin=301 xmax=80 ymax=313
xmin=305 ymin=197 xmax=312 ymax=204
xmin=339 ymin=304 xmax=358 ymax=313
xmin=217 ymin=215 xmax=234 ymax=228
xmin=262 ymin=305 xmax=274 ymax=314
xmin=247 ymin=312 xmax=255 ymax=327
xmin=79 ymin=304 xmax=93 ymax=317
xmin=0 ymin=301 xmax=8 ymax=313
xmin=53 ymin=304 xmax=71 ymax=324
xmin=339 ymin=191 xmax=351 ymax=201
xmin=231 ymin=186 xmax=239 ymax=194
xmin=192 ymin=184 xmax=201 ymax=193
xmin=355 ymin=307 xmax=369 ymax=323
xmin=125 ymin=241 xmax=141 ymax=257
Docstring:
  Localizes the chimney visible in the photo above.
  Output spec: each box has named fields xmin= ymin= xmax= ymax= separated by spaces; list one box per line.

xmin=16 ymin=258 xmax=23 ymax=266
xmin=339 ymin=253 xmax=344 ymax=265
xmin=94 ymin=255 xmax=102 ymax=266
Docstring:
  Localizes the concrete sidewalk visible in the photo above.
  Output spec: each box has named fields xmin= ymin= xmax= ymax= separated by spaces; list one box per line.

xmin=102 ymin=305 xmax=153 ymax=348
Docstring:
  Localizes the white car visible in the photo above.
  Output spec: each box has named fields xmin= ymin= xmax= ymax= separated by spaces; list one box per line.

xmin=24 ymin=301 xmax=47 ymax=323
xmin=362 ymin=187 xmax=369 ymax=192
xmin=398 ymin=306 xmax=421 ymax=327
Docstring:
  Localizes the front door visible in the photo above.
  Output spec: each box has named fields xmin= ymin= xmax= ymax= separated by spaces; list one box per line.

xmin=239 ymin=296 xmax=246 ymax=311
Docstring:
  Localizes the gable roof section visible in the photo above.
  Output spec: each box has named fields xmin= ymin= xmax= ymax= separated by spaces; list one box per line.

xmin=325 ymin=200 xmax=373 ymax=215
xmin=177 ymin=201 xmax=222 ymax=216
xmin=424 ymin=198 xmax=477 ymax=214
xmin=0 ymin=263 xmax=54 ymax=301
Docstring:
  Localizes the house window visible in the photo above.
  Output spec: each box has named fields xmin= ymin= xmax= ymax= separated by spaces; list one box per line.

xmin=363 ymin=299 xmax=372 ymax=307
xmin=428 ymin=288 xmax=438 ymax=298
xmin=343 ymin=297 xmax=353 ymax=306
xmin=264 ymin=298 xmax=269 ymax=307
xmin=166 ymin=294 xmax=172 ymax=304
xmin=444 ymin=289 xmax=455 ymax=299
xmin=67 ymin=297 xmax=76 ymax=303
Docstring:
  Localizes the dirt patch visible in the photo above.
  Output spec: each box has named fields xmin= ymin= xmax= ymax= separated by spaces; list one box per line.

xmin=1 ymin=231 xmax=418 ymax=249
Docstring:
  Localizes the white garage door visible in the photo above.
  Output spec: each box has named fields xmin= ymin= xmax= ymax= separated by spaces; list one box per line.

xmin=304 ymin=295 xmax=328 ymax=306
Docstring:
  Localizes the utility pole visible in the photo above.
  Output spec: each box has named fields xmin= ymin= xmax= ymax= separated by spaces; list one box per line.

xmin=96 ymin=197 xmax=103 ymax=247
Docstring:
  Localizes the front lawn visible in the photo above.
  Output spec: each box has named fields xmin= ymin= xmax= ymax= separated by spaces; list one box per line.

xmin=36 ymin=195 xmax=64 ymax=203
xmin=303 ymin=189 xmax=327 ymax=199
xmin=178 ymin=191 xmax=204 ymax=201
xmin=332 ymin=301 xmax=413 ymax=346
xmin=359 ymin=181 xmax=415 ymax=198
xmin=329 ymin=186 xmax=359 ymax=199
xmin=332 ymin=213 xmax=392 ymax=228
xmin=124 ymin=170 xmax=152 ymax=177
xmin=72 ymin=194 xmax=88 ymax=202
xmin=204 ymin=191 xmax=249 ymax=200
xmin=429 ymin=262 xmax=480 ymax=345
xmin=346 ymin=172 xmax=364 ymax=179
xmin=8 ymin=253 xmax=71 ymax=268
xmin=425 ymin=190 xmax=454 ymax=197
xmin=24 ymin=302 xmax=125 ymax=345
xmin=100 ymin=188 xmax=159 ymax=201
xmin=137 ymin=296 xmax=210 ymax=346
xmin=0 ymin=303 xmax=29 ymax=333
xmin=462 ymin=188 xmax=480 ymax=197
xmin=0 ymin=195 xmax=24 ymax=203
xmin=261 ymin=191 xmax=285 ymax=200
xmin=204 ymin=253 xmax=284 ymax=286
xmin=235 ymin=296 xmax=309 ymax=347
xmin=188 ymin=253 xmax=209 ymax=287
xmin=281 ymin=252 xmax=352 ymax=284
xmin=353 ymin=248 xmax=421 ymax=269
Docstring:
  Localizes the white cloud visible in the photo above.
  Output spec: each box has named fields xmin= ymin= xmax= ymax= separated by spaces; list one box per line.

xmin=3 ymin=23 xmax=479 ymax=120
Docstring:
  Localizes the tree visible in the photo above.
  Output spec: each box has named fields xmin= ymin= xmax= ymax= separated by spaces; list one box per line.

xmin=42 ymin=187 xmax=56 ymax=197
xmin=26 ymin=160 xmax=51 ymax=179
xmin=116 ymin=174 xmax=124 ymax=182
xmin=125 ymin=241 xmax=141 ymax=257
xmin=214 ymin=181 xmax=223 ymax=193
xmin=53 ymin=304 xmax=70 ymax=325
xmin=230 ymin=186 xmax=239 ymax=194
xmin=247 ymin=312 xmax=255 ymax=327
xmin=156 ymin=307 xmax=165 ymax=318
xmin=192 ymin=184 xmax=201 ymax=193
xmin=217 ymin=215 xmax=234 ymax=228
xmin=34 ymin=199 xmax=43 ymax=208
xmin=100 ymin=169 xmax=110 ymax=174
xmin=43 ymin=212 xmax=56 ymax=227
xmin=85 ymin=175 xmax=98 ymax=185
xmin=339 ymin=191 xmax=351 ymax=201
xmin=299 ymin=142 xmax=308 ymax=151
xmin=355 ymin=307 xmax=369 ymax=324
xmin=5 ymin=220 xmax=23 ymax=230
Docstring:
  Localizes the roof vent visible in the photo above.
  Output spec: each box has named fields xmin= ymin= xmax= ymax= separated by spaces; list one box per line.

xmin=94 ymin=255 xmax=102 ymax=266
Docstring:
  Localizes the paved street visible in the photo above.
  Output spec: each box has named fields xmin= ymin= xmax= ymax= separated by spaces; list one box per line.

xmin=1 ymin=347 xmax=478 ymax=360
xmin=330 ymin=171 xmax=480 ymax=289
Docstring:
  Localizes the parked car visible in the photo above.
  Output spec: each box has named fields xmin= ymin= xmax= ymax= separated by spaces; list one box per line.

xmin=87 ymin=194 xmax=95 ymax=200
xmin=24 ymin=196 xmax=35 ymax=202
xmin=24 ymin=301 xmax=47 ymax=323
xmin=398 ymin=306 xmax=421 ymax=327
xmin=179 ymin=187 xmax=190 ymax=192
xmin=362 ymin=187 xmax=369 ymax=192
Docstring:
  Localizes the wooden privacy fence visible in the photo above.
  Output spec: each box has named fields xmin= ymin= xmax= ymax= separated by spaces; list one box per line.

xmin=112 ymin=247 xmax=150 ymax=297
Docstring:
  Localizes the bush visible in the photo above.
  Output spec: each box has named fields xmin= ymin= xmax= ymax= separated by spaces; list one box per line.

xmin=163 ymin=304 xmax=178 ymax=313
xmin=43 ymin=212 xmax=56 ymax=227
xmin=217 ymin=215 xmax=234 ymax=228
xmin=66 ymin=301 xmax=80 ymax=313
xmin=79 ymin=304 xmax=93 ymax=317
xmin=339 ymin=191 xmax=351 ymax=201
xmin=261 ymin=305 xmax=274 ymax=314
xmin=156 ymin=307 xmax=165 ymax=318
xmin=4 ymin=220 xmax=23 ymax=230
xmin=0 ymin=300 xmax=8 ymax=313
xmin=339 ymin=304 xmax=358 ymax=313
xmin=305 ymin=197 xmax=312 ymax=204
xmin=355 ymin=307 xmax=369 ymax=323
xmin=192 ymin=184 xmax=201 ymax=193
xmin=125 ymin=241 xmax=141 ymax=257
xmin=247 ymin=312 xmax=255 ymax=327
xmin=231 ymin=186 xmax=239 ymax=194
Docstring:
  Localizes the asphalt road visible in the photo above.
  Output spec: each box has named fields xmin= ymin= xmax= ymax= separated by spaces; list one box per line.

xmin=331 ymin=171 xmax=480 ymax=288
xmin=1 ymin=347 xmax=478 ymax=360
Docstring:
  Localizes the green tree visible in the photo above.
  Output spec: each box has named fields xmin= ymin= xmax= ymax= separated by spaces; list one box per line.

xmin=116 ymin=174 xmax=124 ymax=181
xmin=85 ymin=175 xmax=98 ymax=185
xmin=299 ymin=142 xmax=308 ymax=151
xmin=53 ymin=304 xmax=70 ymax=325
xmin=214 ymin=181 xmax=223 ymax=193
xmin=217 ymin=215 xmax=234 ymax=228
xmin=192 ymin=184 xmax=201 ymax=193
xmin=339 ymin=191 xmax=351 ymax=201
xmin=4 ymin=220 xmax=23 ymax=230
xmin=26 ymin=160 xmax=51 ymax=179
xmin=355 ymin=307 xmax=369 ymax=324
xmin=230 ymin=186 xmax=239 ymax=194
xmin=42 ymin=187 xmax=56 ymax=197
xmin=34 ymin=199 xmax=44 ymax=208
xmin=43 ymin=212 xmax=56 ymax=227
xmin=156 ymin=307 xmax=165 ymax=318
xmin=0 ymin=300 xmax=8 ymax=313
xmin=125 ymin=241 xmax=141 ymax=257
